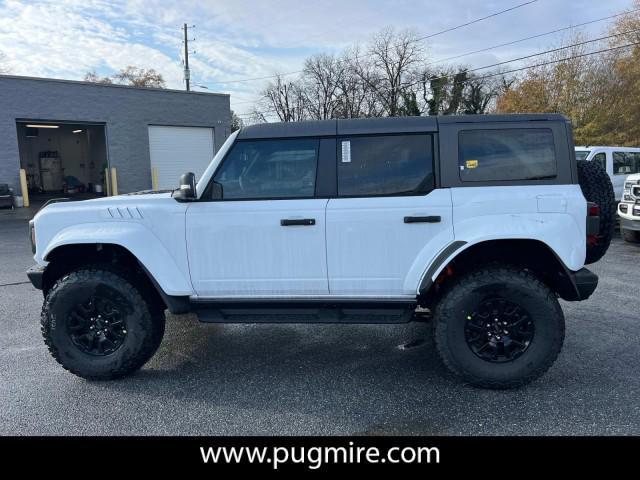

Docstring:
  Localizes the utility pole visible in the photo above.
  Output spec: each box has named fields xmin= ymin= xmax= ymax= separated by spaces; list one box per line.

xmin=183 ymin=23 xmax=191 ymax=91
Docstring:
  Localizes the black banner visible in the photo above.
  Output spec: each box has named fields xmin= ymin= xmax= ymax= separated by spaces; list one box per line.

xmin=1 ymin=436 xmax=638 ymax=472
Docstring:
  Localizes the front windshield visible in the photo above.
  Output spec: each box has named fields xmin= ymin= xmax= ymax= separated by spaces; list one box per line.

xmin=196 ymin=130 xmax=239 ymax=196
xmin=575 ymin=151 xmax=590 ymax=161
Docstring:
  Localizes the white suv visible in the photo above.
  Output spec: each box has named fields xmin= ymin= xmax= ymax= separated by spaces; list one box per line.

xmin=27 ymin=114 xmax=613 ymax=389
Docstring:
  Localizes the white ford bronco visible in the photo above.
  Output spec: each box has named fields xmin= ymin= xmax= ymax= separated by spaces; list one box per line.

xmin=27 ymin=114 xmax=614 ymax=389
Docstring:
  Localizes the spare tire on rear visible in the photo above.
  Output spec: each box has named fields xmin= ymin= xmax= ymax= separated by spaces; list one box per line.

xmin=577 ymin=160 xmax=615 ymax=264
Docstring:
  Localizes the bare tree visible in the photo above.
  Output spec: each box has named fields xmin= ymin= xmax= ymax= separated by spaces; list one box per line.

xmin=302 ymin=54 xmax=344 ymax=120
xmin=113 ymin=66 xmax=166 ymax=88
xmin=261 ymin=75 xmax=307 ymax=122
xmin=84 ymin=71 xmax=113 ymax=84
xmin=462 ymin=72 xmax=509 ymax=114
xmin=84 ymin=66 xmax=165 ymax=88
xmin=332 ymin=47 xmax=381 ymax=118
xmin=356 ymin=28 xmax=425 ymax=117
xmin=251 ymin=25 xmax=513 ymax=121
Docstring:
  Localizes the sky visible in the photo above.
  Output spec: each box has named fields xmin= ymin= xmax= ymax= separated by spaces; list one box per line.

xmin=0 ymin=0 xmax=634 ymax=118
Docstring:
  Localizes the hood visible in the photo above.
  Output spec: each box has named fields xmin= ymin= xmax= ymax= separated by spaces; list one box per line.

xmin=625 ymin=173 xmax=640 ymax=182
xmin=33 ymin=191 xmax=175 ymax=222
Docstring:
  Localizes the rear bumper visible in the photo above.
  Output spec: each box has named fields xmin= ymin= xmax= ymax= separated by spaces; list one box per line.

xmin=570 ymin=268 xmax=598 ymax=301
xmin=26 ymin=265 xmax=45 ymax=290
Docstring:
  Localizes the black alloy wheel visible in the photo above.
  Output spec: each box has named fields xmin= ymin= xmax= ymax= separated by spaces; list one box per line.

xmin=464 ymin=298 xmax=534 ymax=363
xmin=67 ymin=296 xmax=128 ymax=355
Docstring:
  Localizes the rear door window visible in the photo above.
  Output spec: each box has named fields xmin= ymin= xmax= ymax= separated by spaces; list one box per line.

xmin=458 ymin=129 xmax=557 ymax=182
xmin=337 ymin=134 xmax=434 ymax=196
xmin=613 ymin=151 xmax=640 ymax=175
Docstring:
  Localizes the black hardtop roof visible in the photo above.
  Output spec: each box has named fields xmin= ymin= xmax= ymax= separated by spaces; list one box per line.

xmin=237 ymin=113 xmax=569 ymax=139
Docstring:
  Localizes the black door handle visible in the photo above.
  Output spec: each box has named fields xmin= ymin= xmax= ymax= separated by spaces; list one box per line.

xmin=404 ymin=215 xmax=441 ymax=224
xmin=281 ymin=218 xmax=316 ymax=226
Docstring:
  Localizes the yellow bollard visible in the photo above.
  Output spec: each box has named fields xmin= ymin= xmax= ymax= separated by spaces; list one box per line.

xmin=110 ymin=167 xmax=118 ymax=196
xmin=104 ymin=167 xmax=111 ymax=196
xmin=19 ymin=169 xmax=29 ymax=207
xmin=151 ymin=167 xmax=159 ymax=191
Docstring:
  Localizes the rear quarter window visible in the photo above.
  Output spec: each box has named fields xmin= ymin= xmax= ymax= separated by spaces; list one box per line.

xmin=458 ymin=128 xmax=557 ymax=182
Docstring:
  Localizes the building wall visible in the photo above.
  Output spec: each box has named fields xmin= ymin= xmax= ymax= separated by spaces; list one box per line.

xmin=0 ymin=75 xmax=230 ymax=194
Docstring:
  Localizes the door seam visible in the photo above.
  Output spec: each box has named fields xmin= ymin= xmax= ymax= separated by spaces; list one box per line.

xmin=323 ymin=198 xmax=330 ymax=294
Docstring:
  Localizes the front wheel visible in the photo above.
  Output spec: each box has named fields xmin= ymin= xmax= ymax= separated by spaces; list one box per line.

xmin=434 ymin=266 xmax=564 ymax=389
xmin=41 ymin=267 xmax=165 ymax=380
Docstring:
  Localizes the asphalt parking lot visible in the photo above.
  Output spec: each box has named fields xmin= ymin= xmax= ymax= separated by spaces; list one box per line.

xmin=1 ymin=214 xmax=639 ymax=436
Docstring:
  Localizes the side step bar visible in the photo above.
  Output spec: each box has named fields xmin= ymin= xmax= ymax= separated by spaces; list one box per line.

xmin=192 ymin=299 xmax=417 ymax=324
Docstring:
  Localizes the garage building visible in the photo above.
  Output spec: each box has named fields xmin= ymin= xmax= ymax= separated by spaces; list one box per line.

xmin=0 ymin=75 xmax=230 ymax=201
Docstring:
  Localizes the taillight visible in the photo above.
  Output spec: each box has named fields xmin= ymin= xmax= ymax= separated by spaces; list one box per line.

xmin=586 ymin=202 xmax=600 ymax=239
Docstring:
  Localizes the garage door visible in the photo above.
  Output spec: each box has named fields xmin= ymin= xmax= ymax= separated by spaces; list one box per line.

xmin=148 ymin=126 xmax=214 ymax=190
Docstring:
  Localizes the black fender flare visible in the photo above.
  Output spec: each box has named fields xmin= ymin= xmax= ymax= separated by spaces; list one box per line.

xmin=418 ymin=240 xmax=597 ymax=302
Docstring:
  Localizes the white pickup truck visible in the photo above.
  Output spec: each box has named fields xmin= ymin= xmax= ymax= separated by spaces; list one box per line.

xmin=27 ymin=114 xmax=614 ymax=388
xmin=575 ymin=146 xmax=640 ymax=201
xmin=618 ymin=173 xmax=640 ymax=242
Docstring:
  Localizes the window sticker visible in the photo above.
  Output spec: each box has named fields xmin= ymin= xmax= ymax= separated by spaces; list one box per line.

xmin=341 ymin=141 xmax=351 ymax=163
xmin=465 ymin=159 xmax=478 ymax=169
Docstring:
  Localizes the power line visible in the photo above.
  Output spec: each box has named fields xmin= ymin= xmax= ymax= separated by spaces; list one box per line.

xmin=211 ymin=0 xmax=539 ymax=85
xmin=402 ymin=27 xmax=640 ymax=90
xmin=425 ymin=7 xmax=640 ymax=67
xmin=457 ymin=40 xmax=640 ymax=83
xmin=229 ymin=7 xmax=640 ymax=108
xmin=237 ymin=40 xmax=640 ymax=118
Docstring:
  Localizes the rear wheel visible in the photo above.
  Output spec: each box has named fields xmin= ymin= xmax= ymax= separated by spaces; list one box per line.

xmin=622 ymin=228 xmax=640 ymax=243
xmin=434 ymin=265 xmax=564 ymax=389
xmin=41 ymin=267 xmax=165 ymax=380
xmin=577 ymin=160 xmax=615 ymax=264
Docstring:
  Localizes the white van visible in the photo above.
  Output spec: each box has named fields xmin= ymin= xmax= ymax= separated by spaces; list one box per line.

xmin=575 ymin=146 xmax=640 ymax=201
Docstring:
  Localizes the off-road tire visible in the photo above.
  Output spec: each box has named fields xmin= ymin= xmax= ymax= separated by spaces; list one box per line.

xmin=434 ymin=265 xmax=565 ymax=389
xmin=41 ymin=266 xmax=165 ymax=380
xmin=577 ymin=159 xmax=615 ymax=264
xmin=622 ymin=228 xmax=640 ymax=243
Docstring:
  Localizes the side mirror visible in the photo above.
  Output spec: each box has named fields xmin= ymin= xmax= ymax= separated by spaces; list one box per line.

xmin=173 ymin=172 xmax=197 ymax=201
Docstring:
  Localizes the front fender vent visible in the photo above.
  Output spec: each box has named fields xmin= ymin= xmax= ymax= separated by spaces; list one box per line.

xmin=107 ymin=207 xmax=143 ymax=219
